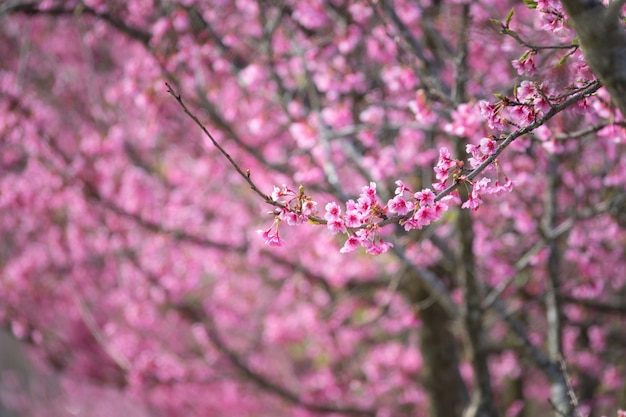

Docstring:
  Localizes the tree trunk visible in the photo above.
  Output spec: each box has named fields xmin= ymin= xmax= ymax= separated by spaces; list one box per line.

xmin=400 ymin=274 xmax=469 ymax=417
xmin=560 ymin=0 xmax=626 ymax=115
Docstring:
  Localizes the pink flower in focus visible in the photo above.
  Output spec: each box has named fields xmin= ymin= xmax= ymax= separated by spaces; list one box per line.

xmin=340 ymin=235 xmax=361 ymax=253
xmin=533 ymin=95 xmax=551 ymax=115
xmin=344 ymin=210 xmax=364 ymax=228
xmin=491 ymin=178 xmax=514 ymax=194
xmin=355 ymin=196 xmax=372 ymax=216
xmin=479 ymin=137 xmax=497 ymax=156
xmin=361 ymin=182 xmax=377 ymax=203
xmin=327 ymin=218 xmax=347 ymax=234
xmin=414 ymin=206 xmax=438 ymax=228
xmin=365 ymin=238 xmax=393 ymax=255
xmin=462 ymin=178 xmax=490 ymax=211
xmin=258 ymin=227 xmax=285 ymax=247
xmin=387 ymin=195 xmax=412 ymax=216
xmin=414 ymin=188 xmax=435 ymax=206
xmin=394 ymin=180 xmax=410 ymax=195
xmin=325 ymin=202 xmax=342 ymax=220
xmin=479 ymin=100 xmax=505 ymax=130
xmin=302 ymin=200 xmax=318 ymax=215
xmin=280 ymin=210 xmax=304 ymax=226
xmin=432 ymin=201 xmax=448 ymax=217
xmin=434 ymin=147 xmax=459 ymax=185
xmin=517 ymin=81 xmax=536 ymax=101
xmin=462 ymin=194 xmax=483 ymax=210
xmin=271 ymin=184 xmax=290 ymax=201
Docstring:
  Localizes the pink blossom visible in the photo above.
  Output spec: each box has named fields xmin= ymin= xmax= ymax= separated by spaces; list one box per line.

xmin=361 ymin=182 xmax=377 ymax=202
xmin=365 ymin=238 xmax=393 ymax=255
xmin=414 ymin=206 xmax=438 ymax=227
xmin=434 ymin=147 xmax=458 ymax=184
xmin=432 ymin=201 xmax=448 ymax=217
xmin=327 ymin=218 xmax=347 ymax=234
xmin=508 ymin=104 xmax=535 ymax=126
xmin=479 ymin=137 xmax=497 ymax=156
xmin=387 ymin=195 xmax=413 ymax=216
xmin=257 ymin=228 xmax=285 ymax=247
xmin=512 ymin=51 xmax=537 ymax=75
xmin=394 ymin=180 xmax=410 ymax=195
xmin=461 ymin=194 xmax=483 ymax=210
xmin=324 ymin=202 xmax=342 ymax=221
xmin=479 ymin=100 xmax=505 ymax=130
xmin=414 ymin=188 xmax=435 ymax=206
xmin=355 ymin=196 xmax=372 ymax=215
xmin=340 ymin=235 xmax=361 ymax=253
xmin=280 ymin=210 xmax=303 ymax=226
xmin=344 ymin=209 xmax=364 ymax=228
xmin=490 ymin=178 xmax=514 ymax=194
xmin=533 ymin=95 xmax=551 ymax=115
xmin=517 ymin=81 xmax=537 ymax=102
xmin=271 ymin=184 xmax=290 ymax=201
xmin=462 ymin=178 xmax=490 ymax=211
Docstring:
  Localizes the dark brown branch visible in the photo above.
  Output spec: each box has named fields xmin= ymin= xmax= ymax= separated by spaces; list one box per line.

xmin=367 ymin=0 xmax=451 ymax=104
xmin=6 ymin=91 xmax=246 ymax=254
xmin=4 ymin=1 xmax=151 ymax=45
xmin=165 ymin=83 xmax=279 ymax=207
xmin=176 ymin=304 xmax=376 ymax=417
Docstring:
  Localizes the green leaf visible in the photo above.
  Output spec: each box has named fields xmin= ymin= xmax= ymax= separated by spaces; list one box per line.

xmin=555 ymin=54 xmax=569 ymax=67
xmin=519 ymin=50 xmax=530 ymax=61
xmin=505 ymin=9 xmax=515 ymax=28
xmin=523 ymin=0 xmax=538 ymax=9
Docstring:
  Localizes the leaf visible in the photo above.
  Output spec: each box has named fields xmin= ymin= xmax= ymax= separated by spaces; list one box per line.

xmin=523 ymin=0 xmax=538 ymax=9
xmin=505 ymin=9 xmax=515 ymax=28
xmin=555 ymin=54 xmax=570 ymax=67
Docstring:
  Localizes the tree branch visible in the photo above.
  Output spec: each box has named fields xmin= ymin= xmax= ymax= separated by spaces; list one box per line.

xmin=176 ymin=304 xmax=376 ymax=416
xmin=4 ymin=1 xmax=151 ymax=45
xmin=165 ymin=83 xmax=279 ymax=207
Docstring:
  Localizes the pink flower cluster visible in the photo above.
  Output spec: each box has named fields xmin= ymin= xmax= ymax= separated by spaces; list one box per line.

xmin=324 ymin=182 xmax=394 ymax=255
xmin=258 ymin=184 xmax=318 ymax=247
xmin=260 ymin=145 xmax=511 ymax=252
xmin=389 ymin=181 xmax=452 ymax=232
xmin=461 ymin=177 xmax=513 ymax=211
xmin=480 ymin=81 xmax=553 ymax=130
xmin=466 ymin=137 xmax=498 ymax=169
xmin=479 ymin=100 xmax=505 ymax=131
xmin=433 ymin=147 xmax=463 ymax=192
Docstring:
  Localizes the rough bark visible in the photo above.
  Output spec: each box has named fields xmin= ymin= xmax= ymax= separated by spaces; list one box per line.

xmin=399 ymin=274 xmax=469 ymax=417
xmin=453 ymin=5 xmax=497 ymax=417
xmin=560 ymin=0 xmax=626 ymax=115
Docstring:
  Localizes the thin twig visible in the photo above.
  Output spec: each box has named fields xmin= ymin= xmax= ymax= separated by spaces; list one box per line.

xmin=166 ymin=83 xmax=278 ymax=207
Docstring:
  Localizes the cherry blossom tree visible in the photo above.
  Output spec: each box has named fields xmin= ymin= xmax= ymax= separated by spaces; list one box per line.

xmin=0 ymin=1 xmax=625 ymax=417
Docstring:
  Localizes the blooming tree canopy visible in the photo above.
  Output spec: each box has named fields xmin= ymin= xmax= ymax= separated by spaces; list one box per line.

xmin=0 ymin=1 xmax=625 ymax=417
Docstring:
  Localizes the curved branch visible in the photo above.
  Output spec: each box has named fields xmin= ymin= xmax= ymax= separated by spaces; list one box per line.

xmin=176 ymin=304 xmax=376 ymax=417
xmin=5 ymin=1 xmax=151 ymax=45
